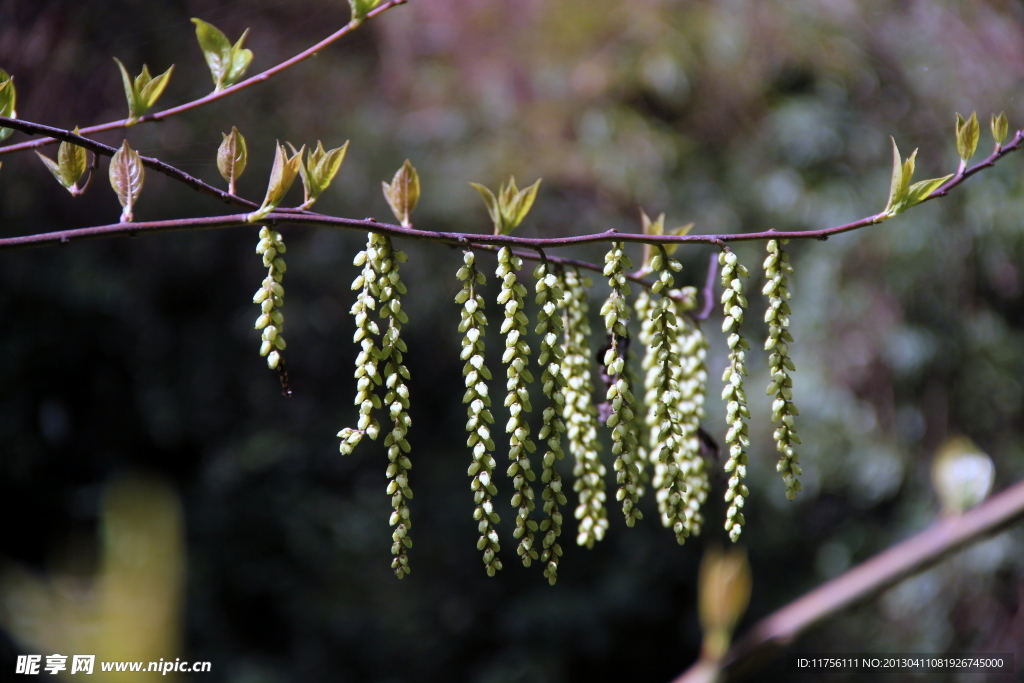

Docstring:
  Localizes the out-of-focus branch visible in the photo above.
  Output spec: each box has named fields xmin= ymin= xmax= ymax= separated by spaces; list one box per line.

xmin=671 ymin=476 xmax=1024 ymax=683
xmin=0 ymin=0 xmax=407 ymax=156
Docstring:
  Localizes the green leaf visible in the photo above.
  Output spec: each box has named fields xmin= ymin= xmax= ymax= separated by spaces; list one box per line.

xmin=193 ymin=19 xmax=252 ymax=91
xmin=0 ymin=69 xmax=15 ymax=142
xmin=109 ymin=139 xmax=145 ymax=222
xmin=226 ymin=30 xmax=254 ymax=87
xmin=113 ymin=58 xmax=141 ymax=120
xmin=217 ymin=126 xmax=248 ymax=194
xmin=349 ymin=0 xmax=382 ymax=22
xmin=903 ymin=174 xmax=953 ymax=210
xmin=991 ymin=112 xmax=1009 ymax=147
xmin=35 ymin=151 xmax=64 ymax=186
xmin=884 ymin=136 xmax=904 ymax=215
xmin=309 ymin=140 xmax=349 ymax=200
xmin=248 ymin=142 xmax=304 ymax=222
xmin=58 ymin=128 xmax=88 ymax=187
xmin=469 ymin=182 xmax=502 ymax=234
xmin=884 ymin=137 xmax=918 ymax=216
xmin=40 ymin=126 xmax=89 ymax=193
xmin=138 ymin=64 xmax=173 ymax=112
xmin=192 ymin=18 xmax=232 ymax=89
xmin=955 ymin=112 xmax=979 ymax=164
xmin=503 ymin=178 xmax=541 ymax=233
xmin=114 ymin=59 xmax=173 ymax=121
xmin=383 ymin=160 xmax=420 ymax=227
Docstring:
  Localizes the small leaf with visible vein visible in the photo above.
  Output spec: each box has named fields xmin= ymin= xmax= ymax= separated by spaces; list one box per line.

xmin=295 ymin=140 xmax=348 ymax=206
xmin=217 ymin=126 xmax=248 ymax=194
xmin=113 ymin=58 xmax=139 ymax=120
xmin=138 ymin=64 xmax=173 ymax=112
xmin=383 ymin=159 xmax=420 ymax=227
xmin=991 ymin=112 xmax=1009 ymax=147
xmin=884 ymin=138 xmax=918 ymax=217
xmin=109 ymin=139 xmax=145 ymax=222
xmin=904 ymin=174 xmax=953 ymax=210
xmin=955 ymin=112 xmax=979 ymax=164
xmin=504 ymin=178 xmax=540 ymax=233
xmin=225 ymin=30 xmax=253 ymax=87
xmin=248 ymin=142 xmax=304 ymax=222
xmin=193 ymin=19 xmax=252 ymax=91
xmin=114 ymin=59 xmax=173 ymax=121
xmin=36 ymin=127 xmax=88 ymax=193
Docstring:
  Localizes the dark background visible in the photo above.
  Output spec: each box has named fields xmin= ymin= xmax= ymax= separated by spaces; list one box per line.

xmin=1 ymin=0 xmax=1023 ymax=681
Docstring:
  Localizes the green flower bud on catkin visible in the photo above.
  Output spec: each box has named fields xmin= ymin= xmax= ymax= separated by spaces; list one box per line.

xmin=719 ymin=249 xmax=750 ymax=543
xmin=457 ymin=250 xmax=502 ymax=577
xmin=496 ymin=247 xmax=538 ymax=567
xmin=534 ymin=261 xmax=568 ymax=584
xmin=600 ymin=242 xmax=642 ymax=528
xmin=637 ymin=250 xmax=693 ymax=543
xmin=339 ymin=232 xmax=413 ymax=578
xmin=763 ymin=239 xmax=802 ymax=500
xmin=561 ymin=268 xmax=608 ymax=548
xmin=253 ymin=227 xmax=287 ymax=369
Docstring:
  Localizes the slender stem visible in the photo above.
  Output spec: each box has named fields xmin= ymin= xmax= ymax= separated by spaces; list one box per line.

xmin=0 ymin=0 xmax=407 ymax=157
xmin=671 ymin=476 xmax=1024 ymax=683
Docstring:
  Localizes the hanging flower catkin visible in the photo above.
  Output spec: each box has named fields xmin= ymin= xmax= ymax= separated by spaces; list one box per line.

xmin=763 ymin=239 xmax=802 ymax=499
xmin=378 ymin=234 xmax=413 ymax=578
xmin=641 ymin=248 xmax=689 ymax=543
xmin=253 ymin=227 xmax=287 ymax=370
xmin=338 ymin=232 xmax=413 ymax=577
xmin=534 ymin=260 xmax=567 ymax=584
xmin=339 ymin=233 xmax=384 ymax=454
xmin=456 ymin=250 xmax=502 ymax=576
xmin=561 ymin=268 xmax=608 ymax=547
xmin=720 ymin=249 xmax=750 ymax=543
xmin=496 ymin=246 xmax=539 ymax=567
xmin=600 ymin=242 xmax=642 ymax=527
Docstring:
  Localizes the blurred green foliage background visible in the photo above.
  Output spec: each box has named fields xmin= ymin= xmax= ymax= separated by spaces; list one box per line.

xmin=1 ymin=0 xmax=1024 ymax=680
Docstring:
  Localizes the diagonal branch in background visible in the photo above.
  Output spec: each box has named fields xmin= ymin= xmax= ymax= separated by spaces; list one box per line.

xmin=671 ymin=476 xmax=1024 ymax=683
xmin=0 ymin=0 xmax=407 ymax=157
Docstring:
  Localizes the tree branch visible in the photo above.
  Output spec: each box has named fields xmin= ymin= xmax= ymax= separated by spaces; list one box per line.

xmin=0 ymin=0 xmax=407 ymax=156
xmin=671 ymin=476 xmax=1024 ymax=683
xmin=0 ymin=117 xmax=257 ymax=210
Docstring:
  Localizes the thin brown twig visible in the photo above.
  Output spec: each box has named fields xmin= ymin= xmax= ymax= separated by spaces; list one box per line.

xmin=0 ymin=0 xmax=407 ymax=156
xmin=671 ymin=476 xmax=1024 ymax=683
xmin=0 ymin=127 xmax=1019 ymax=297
xmin=1 ymin=117 xmax=257 ymax=210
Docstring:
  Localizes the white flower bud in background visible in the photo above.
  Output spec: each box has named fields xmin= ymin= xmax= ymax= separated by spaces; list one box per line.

xmin=638 ymin=249 xmax=697 ymax=544
xmin=561 ymin=268 xmax=608 ymax=549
